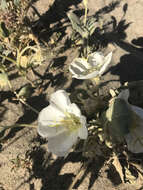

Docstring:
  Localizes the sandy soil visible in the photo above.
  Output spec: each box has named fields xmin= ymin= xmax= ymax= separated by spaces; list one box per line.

xmin=1 ymin=0 xmax=143 ymax=189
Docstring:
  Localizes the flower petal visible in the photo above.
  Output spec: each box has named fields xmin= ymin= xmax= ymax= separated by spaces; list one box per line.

xmin=104 ymin=52 xmax=112 ymax=65
xmin=125 ymin=125 xmax=143 ymax=153
xmin=131 ymin=105 xmax=143 ymax=120
xmin=50 ymin=90 xmax=71 ymax=112
xmin=82 ymin=70 xmax=99 ymax=79
xmin=69 ymin=65 xmax=84 ymax=78
xmin=70 ymin=58 xmax=90 ymax=71
xmin=125 ymin=105 xmax=143 ymax=153
xmin=38 ymin=104 xmax=65 ymax=138
xmin=88 ymin=52 xmax=104 ymax=67
xmin=69 ymin=58 xmax=90 ymax=74
xmin=78 ymin=116 xmax=88 ymax=139
xmin=67 ymin=103 xmax=81 ymax=117
xmin=99 ymin=52 xmax=112 ymax=76
xmin=72 ymin=70 xmax=99 ymax=80
xmin=38 ymin=104 xmax=64 ymax=125
xmin=38 ymin=123 xmax=66 ymax=138
xmin=118 ymin=89 xmax=130 ymax=101
xmin=69 ymin=58 xmax=90 ymax=78
xmin=47 ymin=130 xmax=79 ymax=156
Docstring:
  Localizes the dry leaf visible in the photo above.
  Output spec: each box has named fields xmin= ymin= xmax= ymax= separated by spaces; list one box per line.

xmin=124 ymin=166 xmax=136 ymax=184
xmin=105 ymin=139 xmax=113 ymax=148
xmin=109 ymin=89 xmax=116 ymax=97
xmin=30 ymin=50 xmax=43 ymax=66
xmin=0 ymin=72 xmax=9 ymax=87
xmin=130 ymin=162 xmax=143 ymax=175
xmin=20 ymin=56 xmax=28 ymax=68
xmin=112 ymin=154 xmax=124 ymax=182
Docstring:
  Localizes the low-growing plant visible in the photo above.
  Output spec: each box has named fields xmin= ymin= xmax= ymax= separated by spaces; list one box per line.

xmin=0 ymin=0 xmax=143 ymax=187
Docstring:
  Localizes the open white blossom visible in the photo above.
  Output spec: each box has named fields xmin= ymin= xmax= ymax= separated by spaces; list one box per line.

xmin=69 ymin=51 xmax=112 ymax=79
xmin=118 ymin=89 xmax=143 ymax=153
xmin=38 ymin=90 xmax=88 ymax=157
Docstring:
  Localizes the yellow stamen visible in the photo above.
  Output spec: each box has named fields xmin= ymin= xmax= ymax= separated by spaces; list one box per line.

xmin=50 ymin=112 xmax=82 ymax=132
xmin=81 ymin=64 xmax=102 ymax=75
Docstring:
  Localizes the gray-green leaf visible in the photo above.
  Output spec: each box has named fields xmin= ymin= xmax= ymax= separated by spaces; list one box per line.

xmin=67 ymin=12 xmax=89 ymax=38
xmin=14 ymin=0 xmax=20 ymax=6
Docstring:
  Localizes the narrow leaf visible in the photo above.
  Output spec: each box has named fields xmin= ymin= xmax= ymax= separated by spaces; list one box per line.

xmin=124 ymin=166 xmax=136 ymax=184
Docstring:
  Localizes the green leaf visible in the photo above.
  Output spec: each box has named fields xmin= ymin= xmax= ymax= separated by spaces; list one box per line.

xmin=87 ymin=17 xmax=97 ymax=36
xmin=17 ymin=84 xmax=32 ymax=99
xmin=67 ymin=12 xmax=88 ymax=38
xmin=14 ymin=0 xmax=20 ymax=6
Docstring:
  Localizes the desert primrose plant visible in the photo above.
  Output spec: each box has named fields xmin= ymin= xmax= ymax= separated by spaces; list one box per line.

xmin=37 ymin=88 xmax=143 ymax=155
xmin=36 ymin=86 xmax=143 ymax=186
xmin=67 ymin=1 xmax=113 ymax=85
xmin=0 ymin=0 xmax=143 ymax=185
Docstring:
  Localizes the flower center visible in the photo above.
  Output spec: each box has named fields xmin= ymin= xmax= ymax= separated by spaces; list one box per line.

xmin=61 ymin=112 xmax=82 ymax=132
xmin=50 ymin=113 xmax=82 ymax=132
xmin=81 ymin=64 xmax=103 ymax=75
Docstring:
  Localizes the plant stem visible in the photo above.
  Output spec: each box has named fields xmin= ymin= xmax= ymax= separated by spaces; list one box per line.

xmin=18 ymin=97 xmax=39 ymax=114
xmin=19 ymin=46 xmax=38 ymax=58
xmin=84 ymin=6 xmax=87 ymax=26
xmin=7 ymin=80 xmax=39 ymax=115
xmin=1 ymin=124 xmax=36 ymax=131
xmin=0 ymin=54 xmax=17 ymax=64
xmin=83 ymin=0 xmax=88 ymax=26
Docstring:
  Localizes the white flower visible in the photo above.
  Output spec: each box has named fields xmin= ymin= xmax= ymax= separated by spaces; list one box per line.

xmin=118 ymin=89 xmax=143 ymax=153
xmin=37 ymin=90 xmax=88 ymax=157
xmin=69 ymin=51 xmax=112 ymax=79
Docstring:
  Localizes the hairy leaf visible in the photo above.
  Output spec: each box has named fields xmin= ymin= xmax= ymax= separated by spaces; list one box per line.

xmin=87 ymin=17 xmax=97 ymax=36
xmin=67 ymin=12 xmax=88 ymax=38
